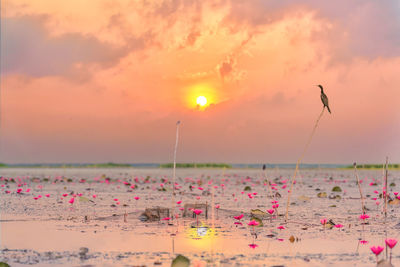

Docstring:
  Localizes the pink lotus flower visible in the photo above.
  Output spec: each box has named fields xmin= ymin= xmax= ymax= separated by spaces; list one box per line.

xmin=134 ymin=196 xmax=140 ymax=200
xmin=370 ymin=246 xmax=384 ymax=256
xmin=385 ymin=239 xmax=397 ymax=249
xmin=92 ymin=194 xmax=97 ymax=198
xmin=394 ymin=192 xmax=399 ymax=196
xmin=320 ymin=218 xmax=327 ymax=225
xmin=248 ymin=243 xmax=258 ymax=249
xmin=359 ymin=240 xmax=368 ymax=244
xmin=277 ymin=225 xmax=285 ymax=230
xmin=198 ymin=187 xmax=203 ymax=190
xmin=193 ymin=209 xmax=202 ymax=215
xmin=334 ymin=224 xmax=343 ymax=228
xmin=176 ymin=200 xmax=182 ymax=204
xmin=267 ymin=209 xmax=274 ymax=215
xmin=69 ymin=197 xmax=75 ymax=204
xmin=196 ymin=196 xmax=201 ymax=200
xmin=113 ymin=198 xmax=118 ymax=201
xmin=234 ymin=214 xmax=244 ymax=220
xmin=248 ymin=220 xmax=259 ymax=226
xmin=234 ymin=222 xmax=243 ymax=225
xmin=62 ymin=193 xmax=68 ymax=197
xmin=45 ymin=194 xmax=50 ymax=197
xmin=162 ymin=217 xmax=171 ymax=221
xmin=215 ymin=205 xmax=220 ymax=209
xmin=359 ymin=214 xmax=370 ymax=220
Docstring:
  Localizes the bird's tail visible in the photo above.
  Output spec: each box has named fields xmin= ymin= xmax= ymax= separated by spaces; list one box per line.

xmin=326 ymin=106 xmax=331 ymax=114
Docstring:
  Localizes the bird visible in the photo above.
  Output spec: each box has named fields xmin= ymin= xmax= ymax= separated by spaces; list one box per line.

xmin=317 ymin=85 xmax=331 ymax=113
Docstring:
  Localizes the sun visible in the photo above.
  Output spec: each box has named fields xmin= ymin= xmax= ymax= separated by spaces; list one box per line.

xmin=196 ymin=96 xmax=207 ymax=107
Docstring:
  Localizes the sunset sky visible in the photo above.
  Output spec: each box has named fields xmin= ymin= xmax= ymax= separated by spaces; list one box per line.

xmin=1 ymin=0 xmax=400 ymax=164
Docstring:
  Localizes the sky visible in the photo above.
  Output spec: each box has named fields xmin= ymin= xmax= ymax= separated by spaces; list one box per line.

xmin=1 ymin=0 xmax=400 ymax=164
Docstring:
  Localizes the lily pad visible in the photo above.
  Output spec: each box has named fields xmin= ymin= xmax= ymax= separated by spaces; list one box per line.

xmin=332 ymin=186 xmax=342 ymax=192
xmin=298 ymin=195 xmax=310 ymax=201
xmin=79 ymin=196 xmax=90 ymax=202
xmin=172 ymin=255 xmax=190 ymax=267
xmin=317 ymin=192 xmax=327 ymax=198
xmin=244 ymin=186 xmax=252 ymax=191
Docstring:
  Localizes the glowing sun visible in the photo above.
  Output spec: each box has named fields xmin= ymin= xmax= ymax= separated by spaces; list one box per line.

xmin=196 ymin=96 xmax=207 ymax=107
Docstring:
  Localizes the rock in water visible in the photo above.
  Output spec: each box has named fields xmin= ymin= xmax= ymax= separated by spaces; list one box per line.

xmin=79 ymin=247 xmax=89 ymax=259
xmin=171 ymin=255 xmax=190 ymax=267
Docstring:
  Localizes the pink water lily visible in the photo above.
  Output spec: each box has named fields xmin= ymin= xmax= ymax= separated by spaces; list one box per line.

xmin=267 ymin=209 xmax=274 ymax=215
xmin=234 ymin=214 xmax=244 ymax=220
xmin=385 ymin=238 xmax=397 ymax=263
xmin=193 ymin=209 xmax=202 ymax=227
xmin=370 ymin=245 xmax=384 ymax=264
xmin=248 ymin=243 xmax=258 ymax=249
xmin=385 ymin=239 xmax=397 ymax=249
xmin=359 ymin=214 xmax=370 ymax=220
xmin=248 ymin=220 xmax=259 ymax=226
xmin=193 ymin=209 xmax=202 ymax=215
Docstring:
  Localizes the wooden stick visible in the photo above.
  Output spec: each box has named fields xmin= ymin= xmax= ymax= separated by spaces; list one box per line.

xmin=353 ymin=163 xmax=365 ymax=214
xmin=171 ymin=121 xmax=181 ymax=223
xmin=384 ymin=157 xmax=388 ymax=218
xmin=285 ymin=107 xmax=325 ymax=221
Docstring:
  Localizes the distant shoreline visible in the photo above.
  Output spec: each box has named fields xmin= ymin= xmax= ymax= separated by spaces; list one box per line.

xmin=0 ymin=162 xmax=398 ymax=169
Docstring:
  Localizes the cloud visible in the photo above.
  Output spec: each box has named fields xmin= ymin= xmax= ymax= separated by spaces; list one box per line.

xmin=1 ymin=15 xmax=143 ymax=77
xmin=221 ymin=0 xmax=400 ymax=60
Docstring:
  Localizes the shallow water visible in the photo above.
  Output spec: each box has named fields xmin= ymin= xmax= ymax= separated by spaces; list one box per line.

xmin=1 ymin=168 xmax=399 ymax=266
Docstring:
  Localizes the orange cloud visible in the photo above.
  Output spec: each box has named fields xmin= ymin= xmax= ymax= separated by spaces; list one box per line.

xmin=1 ymin=0 xmax=400 ymax=163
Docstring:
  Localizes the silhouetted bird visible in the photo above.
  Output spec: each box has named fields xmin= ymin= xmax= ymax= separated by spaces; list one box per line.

xmin=317 ymin=85 xmax=331 ymax=113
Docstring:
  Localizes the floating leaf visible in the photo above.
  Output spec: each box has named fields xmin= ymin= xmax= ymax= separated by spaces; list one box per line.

xmin=298 ymin=195 xmax=310 ymax=201
xmin=332 ymin=186 xmax=342 ymax=192
xmin=171 ymin=255 xmax=190 ymax=267
xmin=79 ymin=196 xmax=90 ymax=202
xmin=317 ymin=192 xmax=327 ymax=198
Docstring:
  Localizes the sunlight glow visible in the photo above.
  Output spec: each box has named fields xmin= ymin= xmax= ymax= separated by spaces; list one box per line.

xmin=196 ymin=96 xmax=207 ymax=106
